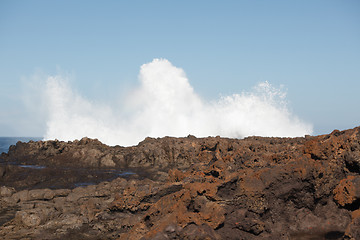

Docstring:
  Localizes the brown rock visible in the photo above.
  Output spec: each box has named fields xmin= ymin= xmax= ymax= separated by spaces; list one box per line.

xmin=333 ymin=175 xmax=360 ymax=207
xmin=0 ymin=126 xmax=360 ymax=239
xmin=0 ymin=186 xmax=14 ymax=197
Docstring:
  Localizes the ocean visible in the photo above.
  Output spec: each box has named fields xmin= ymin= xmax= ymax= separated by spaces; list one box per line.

xmin=0 ymin=137 xmax=42 ymax=154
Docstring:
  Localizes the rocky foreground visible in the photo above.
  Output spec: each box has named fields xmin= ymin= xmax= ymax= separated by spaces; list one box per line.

xmin=0 ymin=128 xmax=360 ymax=239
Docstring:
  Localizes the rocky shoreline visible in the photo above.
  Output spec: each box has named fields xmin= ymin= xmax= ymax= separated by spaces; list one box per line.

xmin=0 ymin=127 xmax=360 ymax=239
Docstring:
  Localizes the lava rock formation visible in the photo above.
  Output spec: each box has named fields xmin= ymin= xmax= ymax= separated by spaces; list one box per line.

xmin=0 ymin=127 xmax=360 ymax=239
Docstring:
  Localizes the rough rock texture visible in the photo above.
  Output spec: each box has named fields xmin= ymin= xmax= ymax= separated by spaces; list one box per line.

xmin=0 ymin=127 xmax=360 ymax=239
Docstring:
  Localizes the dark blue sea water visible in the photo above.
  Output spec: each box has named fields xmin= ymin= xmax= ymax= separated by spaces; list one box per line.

xmin=0 ymin=137 xmax=42 ymax=154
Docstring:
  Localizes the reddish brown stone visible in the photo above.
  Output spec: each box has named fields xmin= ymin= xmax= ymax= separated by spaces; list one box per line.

xmin=333 ymin=175 xmax=360 ymax=207
xmin=0 ymin=127 xmax=360 ymax=239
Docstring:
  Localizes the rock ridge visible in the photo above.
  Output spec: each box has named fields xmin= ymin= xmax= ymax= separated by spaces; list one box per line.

xmin=0 ymin=127 xmax=359 ymax=239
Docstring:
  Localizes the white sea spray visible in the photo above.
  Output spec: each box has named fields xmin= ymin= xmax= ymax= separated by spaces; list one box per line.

xmin=43 ymin=58 xmax=313 ymax=146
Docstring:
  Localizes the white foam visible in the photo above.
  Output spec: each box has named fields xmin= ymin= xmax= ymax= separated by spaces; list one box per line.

xmin=43 ymin=58 xmax=313 ymax=146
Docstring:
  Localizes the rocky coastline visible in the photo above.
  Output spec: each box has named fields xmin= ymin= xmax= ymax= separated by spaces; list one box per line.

xmin=0 ymin=127 xmax=360 ymax=239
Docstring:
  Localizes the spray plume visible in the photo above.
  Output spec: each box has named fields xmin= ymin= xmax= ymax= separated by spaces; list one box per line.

xmin=44 ymin=58 xmax=313 ymax=146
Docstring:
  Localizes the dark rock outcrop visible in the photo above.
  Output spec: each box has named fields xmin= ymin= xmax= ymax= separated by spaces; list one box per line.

xmin=0 ymin=127 xmax=360 ymax=239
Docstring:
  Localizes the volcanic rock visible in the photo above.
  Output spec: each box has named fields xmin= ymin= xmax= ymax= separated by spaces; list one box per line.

xmin=0 ymin=127 xmax=359 ymax=239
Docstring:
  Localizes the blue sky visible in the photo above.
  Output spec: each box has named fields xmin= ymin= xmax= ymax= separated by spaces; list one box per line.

xmin=0 ymin=0 xmax=359 ymax=137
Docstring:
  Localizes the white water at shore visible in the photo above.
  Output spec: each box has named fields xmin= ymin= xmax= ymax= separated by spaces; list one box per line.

xmin=43 ymin=58 xmax=313 ymax=146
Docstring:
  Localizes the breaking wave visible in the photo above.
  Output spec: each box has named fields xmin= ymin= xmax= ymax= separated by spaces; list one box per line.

xmin=43 ymin=58 xmax=313 ymax=146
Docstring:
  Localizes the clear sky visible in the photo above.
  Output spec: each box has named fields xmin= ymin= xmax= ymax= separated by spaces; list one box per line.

xmin=0 ymin=0 xmax=359 ymax=138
